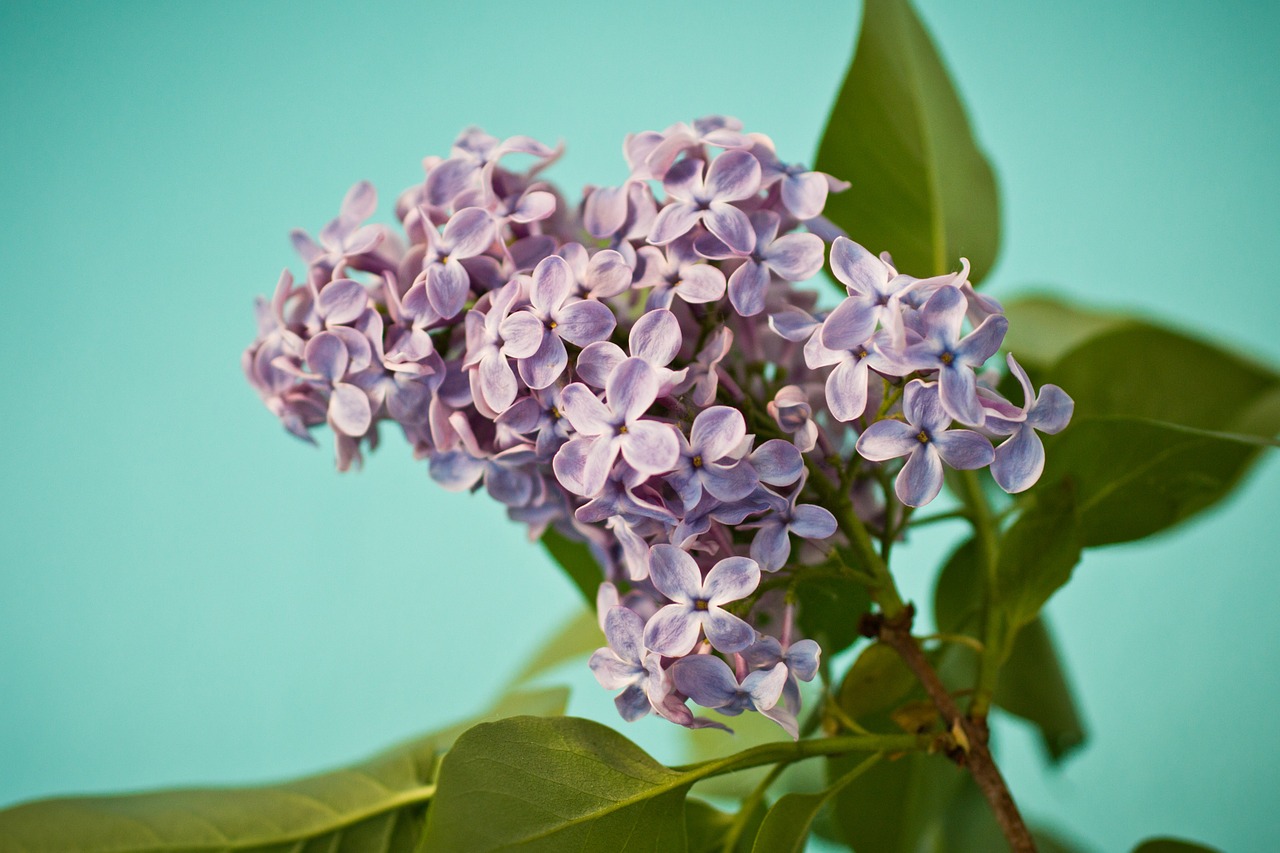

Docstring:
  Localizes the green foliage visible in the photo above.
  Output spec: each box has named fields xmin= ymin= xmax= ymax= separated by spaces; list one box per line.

xmin=793 ymin=570 xmax=872 ymax=657
xmin=934 ymin=541 xmax=1086 ymax=763
xmin=995 ymin=478 xmax=1082 ymax=633
xmin=540 ymin=526 xmax=603 ymax=604
xmin=815 ymin=0 xmax=1000 ymax=283
xmin=418 ymin=716 xmax=692 ymax=852
xmin=838 ymin=642 xmax=917 ymax=721
xmin=0 ymin=688 xmax=568 ymax=853
xmin=1131 ymin=839 xmax=1224 ymax=853
xmin=827 ymin=751 xmax=963 ymax=853
xmin=750 ymin=753 xmax=882 ymax=853
xmin=685 ymin=797 xmax=764 ymax=853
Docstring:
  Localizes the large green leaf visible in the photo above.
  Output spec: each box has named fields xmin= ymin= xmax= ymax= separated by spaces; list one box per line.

xmin=995 ymin=478 xmax=1082 ymax=632
xmin=1040 ymin=415 xmax=1260 ymax=546
xmin=827 ymin=750 xmax=963 ymax=853
xmin=418 ymin=716 xmax=691 ymax=852
xmin=838 ymin=642 xmax=917 ymax=721
xmin=1000 ymin=295 xmax=1130 ymax=372
xmin=0 ymin=688 xmax=569 ymax=853
xmin=540 ymin=526 xmax=603 ymax=604
xmin=684 ymin=797 xmax=764 ymax=853
xmin=815 ymin=0 xmax=1000 ymax=283
xmin=993 ymin=617 xmax=1086 ymax=763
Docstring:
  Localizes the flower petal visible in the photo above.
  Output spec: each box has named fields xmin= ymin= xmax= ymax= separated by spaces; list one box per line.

xmin=825 ymin=356 xmax=870 ymax=422
xmin=604 ymin=605 xmax=645 ymax=664
xmin=896 ymin=446 xmax=944 ymax=507
xmin=620 ymin=420 xmax=680 ymax=474
xmin=426 ymin=259 xmax=471 ymax=320
xmin=648 ymin=543 xmax=701 ymax=602
xmin=648 ymin=202 xmax=702 ymax=245
xmin=518 ymin=332 xmax=568 ymax=390
xmin=555 ymin=299 xmax=616 ymax=347
xmin=704 ymin=149 xmax=761 ymax=202
xmin=671 ymin=655 xmax=741 ymax=709
xmin=498 ymin=311 xmax=545 ymax=359
xmin=328 ymin=382 xmax=371 ymax=436
xmin=932 ymin=428 xmax=995 ymax=470
xmin=751 ymin=439 xmax=803 ymax=486
xmin=855 ymin=418 xmax=918 ymax=461
xmin=821 ymin=295 xmax=878 ymax=351
xmin=317 ymin=279 xmax=368 ymax=325
xmin=575 ymin=341 xmax=625 ymax=389
xmin=691 ymin=406 xmax=747 ymax=461
xmin=750 ymin=522 xmax=791 ymax=572
xmin=763 ymin=232 xmax=824 ymax=281
xmin=629 ymin=309 xmax=682 ymax=366
xmin=704 ymin=556 xmax=761 ymax=605
xmin=727 ymin=260 xmax=770 ymax=317
xmin=442 ymin=207 xmax=495 ymax=259
xmin=608 ymin=358 xmax=659 ymax=423
xmin=782 ymin=171 xmax=829 ymax=220
xmin=705 ymin=202 xmax=755 ymax=254
xmin=642 ymin=604 xmax=702 ymax=657
xmin=990 ymin=426 xmax=1045 ymax=494
xmin=306 ymin=332 xmax=348 ymax=383
xmin=789 ymin=505 xmax=837 ymax=539
xmin=560 ymin=383 xmax=613 ymax=435
xmin=830 ymin=236 xmax=888 ymax=295
xmin=703 ymin=608 xmax=756 ymax=653
xmin=674 ymin=262 xmax=727 ymax=303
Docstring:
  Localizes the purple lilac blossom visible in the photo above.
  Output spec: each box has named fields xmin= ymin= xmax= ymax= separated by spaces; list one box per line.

xmin=243 ymin=117 xmax=1069 ymax=737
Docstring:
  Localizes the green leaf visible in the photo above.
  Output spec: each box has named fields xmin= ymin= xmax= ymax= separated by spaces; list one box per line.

xmin=1040 ymin=415 xmax=1260 ymax=546
xmin=995 ymin=478 xmax=1082 ymax=630
xmin=993 ymin=617 xmax=1086 ymax=763
xmin=838 ymin=642 xmax=918 ymax=721
xmin=419 ymin=716 xmax=691 ymax=852
xmin=685 ymin=797 xmax=765 ymax=853
xmin=1046 ymin=323 xmax=1278 ymax=432
xmin=934 ymin=546 xmax=1086 ymax=763
xmin=0 ymin=687 xmax=569 ymax=853
xmin=1131 ymin=839 xmax=1224 ymax=853
xmin=510 ymin=606 xmax=601 ymax=685
xmin=540 ymin=526 xmax=603 ymax=604
xmin=1000 ymin=295 xmax=1130 ymax=372
xmin=683 ymin=707 xmax=792 ymax=800
xmin=815 ymin=0 xmax=1000 ymax=283
xmin=749 ymin=752 xmax=882 ymax=853
xmin=827 ymin=750 xmax=963 ymax=853
xmin=793 ymin=570 xmax=872 ymax=657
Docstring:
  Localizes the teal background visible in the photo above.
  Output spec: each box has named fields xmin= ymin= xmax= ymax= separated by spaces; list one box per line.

xmin=1 ymin=1 xmax=1277 ymax=850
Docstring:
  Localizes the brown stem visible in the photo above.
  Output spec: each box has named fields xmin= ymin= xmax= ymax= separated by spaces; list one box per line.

xmin=866 ymin=606 xmax=1037 ymax=853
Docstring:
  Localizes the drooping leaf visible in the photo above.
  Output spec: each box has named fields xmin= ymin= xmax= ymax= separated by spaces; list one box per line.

xmin=0 ymin=687 xmax=569 ymax=853
xmin=815 ymin=0 xmax=1000 ymax=283
xmin=995 ymin=478 xmax=1082 ymax=631
xmin=793 ymin=570 xmax=872 ymax=657
xmin=1040 ymin=415 xmax=1260 ymax=546
xmin=838 ymin=642 xmax=918 ymax=721
xmin=993 ymin=617 xmax=1086 ymax=763
xmin=510 ymin=606 xmax=601 ymax=685
xmin=540 ymin=526 xmax=603 ymax=604
xmin=944 ymin=781 xmax=1092 ymax=853
xmin=934 ymin=545 xmax=1086 ymax=763
xmin=827 ymin=750 xmax=963 ymax=853
xmin=419 ymin=716 xmax=691 ymax=852
xmin=1131 ymin=839 xmax=1224 ymax=853
xmin=749 ymin=753 xmax=882 ymax=853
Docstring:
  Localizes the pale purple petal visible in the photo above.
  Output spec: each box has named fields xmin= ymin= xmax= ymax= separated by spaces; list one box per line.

xmin=575 ymin=342 xmax=625 ymax=389
xmin=511 ymin=191 xmax=556 ymax=223
xmin=782 ymin=172 xmax=829 ymax=220
xmin=691 ymin=406 xmax=747 ymax=461
xmin=629 ymin=309 xmax=681 ymax=366
xmin=478 ymin=351 xmax=518 ymax=413
xmin=427 ymin=260 xmax=471 ymax=319
xmin=789 ymin=505 xmax=837 ymax=539
xmin=830 ymin=236 xmax=889 ymax=295
xmin=589 ymin=649 xmax=641 ymax=691
xmin=932 ymin=429 xmax=994 ymax=470
xmin=744 ymin=663 xmax=788 ymax=711
xmin=581 ymin=435 xmax=620 ymax=497
xmin=920 ymin=286 xmax=967 ymax=340
xmin=586 ymin=249 xmax=632 ymax=298
xmin=317 ymin=279 xmax=368 ymax=325
xmin=704 ymin=149 xmax=762 ymax=202
xmin=648 ymin=544 xmax=701 ymax=601
xmin=674 ymin=263 xmax=727 ymax=303
xmin=486 ymin=463 xmax=533 ymax=506
xmin=648 ymin=202 xmax=702 ymax=245
xmin=615 ymin=685 xmax=652 ymax=722
xmin=329 ymin=382 xmax=371 ymax=436
xmin=703 ymin=556 xmax=761 ymax=605
xmin=821 ymin=296 xmax=878 ymax=351
xmin=752 ymin=439 xmax=803 ymax=486
xmin=560 ymin=384 xmax=613 ymax=435
xmin=306 ymin=332 xmax=348 ymax=383
xmin=671 ymin=655 xmax=740 ymax=709
xmin=787 ymin=640 xmax=821 ymax=682
xmin=604 ymin=605 xmax=645 ymax=664
xmin=608 ymin=358 xmax=659 ymax=423
xmin=531 ymin=255 xmax=573 ymax=315
xmin=1029 ymin=385 xmax=1074 ymax=434
xmin=340 ymin=225 xmax=382 ymax=256
xmin=763 ymin=233 xmax=824 ymax=281
xmin=750 ymin=522 xmax=791 ymax=572
xmin=705 ymin=202 xmax=755 ymax=255
xmin=907 ymin=379 xmax=954 ymax=434
xmin=643 ymin=606 xmax=702 ymax=657
xmin=940 ymin=364 xmax=984 ymax=426
xmin=856 ymin=419 xmax=919 ymax=461
xmin=661 ymin=157 xmax=704 ymax=202
xmin=620 ymin=420 xmax=680 ymax=474
xmin=554 ymin=299 xmax=616 ymax=346
xmin=498 ymin=311 xmax=546 ymax=359
xmin=442 ymin=207 xmax=495 ymax=259
xmin=425 ymin=158 xmax=478 ymax=206
xmin=956 ymin=314 xmax=1009 ymax=366
xmin=519 ymin=333 xmax=568 ymax=390
xmin=703 ymin=609 xmax=756 ymax=654
xmin=727 ymin=260 xmax=770 ymax=317
xmin=341 ymin=181 xmax=377 ymax=221
xmin=552 ymin=437 xmax=592 ymax=494
xmin=769 ymin=307 xmax=820 ymax=342
xmin=584 ymin=184 xmax=629 ymax=238
xmin=825 ymin=357 xmax=871 ymax=422
xmin=897 ymin=446 xmax=944 ymax=507
xmin=700 ymin=461 xmax=759 ymax=502
xmin=991 ymin=426 xmax=1045 ymax=494
xmin=429 ymin=450 xmax=486 ymax=491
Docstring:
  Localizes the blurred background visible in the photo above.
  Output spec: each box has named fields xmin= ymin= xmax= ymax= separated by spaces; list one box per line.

xmin=1 ymin=1 xmax=1277 ymax=849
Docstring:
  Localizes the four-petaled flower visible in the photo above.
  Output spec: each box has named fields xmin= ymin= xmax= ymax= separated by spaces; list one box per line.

xmin=642 ymin=545 xmax=760 ymax=655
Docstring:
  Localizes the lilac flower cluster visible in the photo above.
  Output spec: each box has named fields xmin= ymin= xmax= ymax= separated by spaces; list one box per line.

xmin=243 ymin=117 xmax=1072 ymax=738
